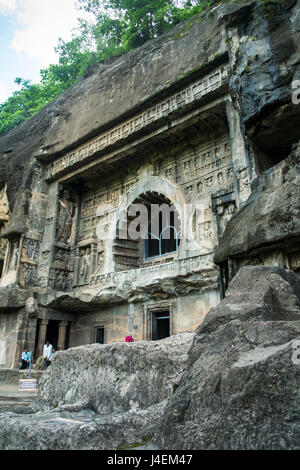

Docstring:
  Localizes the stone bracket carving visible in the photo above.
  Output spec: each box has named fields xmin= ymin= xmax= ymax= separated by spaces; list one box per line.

xmin=45 ymin=65 xmax=229 ymax=181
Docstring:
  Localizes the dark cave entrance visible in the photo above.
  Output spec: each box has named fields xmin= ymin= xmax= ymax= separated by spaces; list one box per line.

xmin=152 ymin=310 xmax=170 ymax=341
xmin=46 ymin=320 xmax=60 ymax=349
xmin=250 ymin=104 xmax=300 ymax=173
xmin=96 ymin=327 xmax=105 ymax=344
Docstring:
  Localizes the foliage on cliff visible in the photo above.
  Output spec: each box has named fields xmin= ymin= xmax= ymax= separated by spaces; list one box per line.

xmin=0 ymin=0 xmax=217 ymax=136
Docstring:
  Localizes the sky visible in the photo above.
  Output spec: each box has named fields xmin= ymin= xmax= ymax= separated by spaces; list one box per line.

xmin=0 ymin=0 xmax=83 ymax=103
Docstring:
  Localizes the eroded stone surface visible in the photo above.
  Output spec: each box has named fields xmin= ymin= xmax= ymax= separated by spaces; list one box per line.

xmin=0 ymin=267 xmax=299 ymax=450
xmin=0 ymin=1 xmax=299 ymax=367
xmin=159 ymin=266 xmax=300 ymax=450
xmin=215 ymin=141 xmax=300 ymax=266
xmin=0 ymin=0 xmax=300 ymax=449
xmin=0 ymin=332 xmax=194 ymax=450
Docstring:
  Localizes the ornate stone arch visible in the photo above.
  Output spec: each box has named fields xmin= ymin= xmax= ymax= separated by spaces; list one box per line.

xmin=100 ymin=176 xmax=187 ymax=275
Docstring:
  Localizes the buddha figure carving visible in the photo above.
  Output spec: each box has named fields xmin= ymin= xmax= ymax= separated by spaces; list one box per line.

xmin=80 ymin=247 xmax=91 ymax=284
xmin=56 ymin=189 xmax=76 ymax=245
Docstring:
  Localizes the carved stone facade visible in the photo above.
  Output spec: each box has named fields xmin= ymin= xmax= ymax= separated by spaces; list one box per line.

xmin=0 ymin=184 xmax=9 ymax=278
xmin=0 ymin=59 xmax=253 ymax=366
xmin=1 ymin=0 xmax=299 ymax=369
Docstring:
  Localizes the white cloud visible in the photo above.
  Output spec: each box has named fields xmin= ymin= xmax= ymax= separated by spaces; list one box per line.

xmin=7 ymin=0 xmax=82 ymax=67
xmin=0 ymin=0 xmax=17 ymax=14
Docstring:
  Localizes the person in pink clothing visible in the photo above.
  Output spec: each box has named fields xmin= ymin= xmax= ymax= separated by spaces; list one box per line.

xmin=125 ymin=335 xmax=134 ymax=342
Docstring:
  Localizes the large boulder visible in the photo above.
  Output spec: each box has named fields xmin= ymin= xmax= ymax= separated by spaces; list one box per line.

xmin=159 ymin=266 xmax=300 ymax=450
xmin=39 ymin=332 xmax=194 ymax=414
xmin=0 ymin=333 xmax=194 ymax=450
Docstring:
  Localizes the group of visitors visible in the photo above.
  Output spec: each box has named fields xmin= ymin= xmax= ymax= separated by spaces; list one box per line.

xmin=21 ymin=336 xmax=134 ymax=369
xmin=20 ymin=340 xmax=56 ymax=371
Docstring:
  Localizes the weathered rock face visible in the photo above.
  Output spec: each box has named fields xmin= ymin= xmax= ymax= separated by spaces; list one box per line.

xmin=0 ymin=0 xmax=300 ymax=450
xmin=214 ymin=140 xmax=300 ymax=265
xmin=0 ymin=266 xmax=299 ymax=450
xmin=39 ymin=332 xmax=194 ymax=414
xmin=0 ymin=0 xmax=299 ymax=366
xmin=159 ymin=266 xmax=300 ymax=450
xmin=0 ymin=333 xmax=194 ymax=450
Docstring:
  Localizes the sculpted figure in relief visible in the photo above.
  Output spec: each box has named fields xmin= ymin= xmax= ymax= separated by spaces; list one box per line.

xmin=8 ymin=242 xmax=19 ymax=272
xmin=80 ymin=247 xmax=91 ymax=283
xmin=56 ymin=190 xmax=75 ymax=244
xmin=0 ymin=184 xmax=9 ymax=222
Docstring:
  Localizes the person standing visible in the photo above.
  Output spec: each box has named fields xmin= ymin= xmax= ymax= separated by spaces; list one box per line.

xmin=20 ymin=347 xmax=31 ymax=369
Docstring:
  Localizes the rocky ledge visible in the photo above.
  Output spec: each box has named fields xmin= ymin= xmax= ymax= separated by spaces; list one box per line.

xmin=0 ymin=265 xmax=299 ymax=450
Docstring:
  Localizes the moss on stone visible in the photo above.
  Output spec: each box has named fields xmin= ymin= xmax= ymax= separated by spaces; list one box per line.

xmin=117 ymin=434 xmax=154 ymax=450
xmin=172 ymin=16 xmax=203 ymax=41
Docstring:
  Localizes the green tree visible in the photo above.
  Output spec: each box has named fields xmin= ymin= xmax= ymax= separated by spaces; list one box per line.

xmin=0 ymin=78 xmax=49 ymax=135
xmin=78 ymin=0 xmax=213 ymax=51
xmin=0 ymin=0 xmax=217 ymax=136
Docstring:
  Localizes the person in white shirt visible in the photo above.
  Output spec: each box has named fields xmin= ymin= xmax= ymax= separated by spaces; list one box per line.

xmin=43 ymin=340 xmax=53 ymax=368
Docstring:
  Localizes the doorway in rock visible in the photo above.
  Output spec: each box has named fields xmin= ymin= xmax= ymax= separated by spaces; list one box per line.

xmin=152 ymin=310 xmax=170 ymax=341
xmin=46 ymin=320 xmax=60 ymax=348
xmin=34 ymin=319 xmax=41 ymax=360
xmin=96 ymin=327 xmax=105 ymax=344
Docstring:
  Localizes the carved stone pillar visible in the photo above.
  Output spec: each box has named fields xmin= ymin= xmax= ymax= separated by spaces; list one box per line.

xmin=226 ymin=98 xmax=255 ymax=207
xmin=38 ymin=181 xmax=59 ymax=288
xmin=91 ymin=241 xmax=98 ymax=274
xmin=37 ymin=319 xmax=48 ymax=356
xmin=57 ymin=321 xmax=68 ymax=351
xmin=73 ymin=248 xmax=81 ymax=286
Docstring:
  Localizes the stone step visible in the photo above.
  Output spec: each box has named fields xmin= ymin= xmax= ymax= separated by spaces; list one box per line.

xmin=0 ymin=383 xmax=38 ymax=407
xmin=0 ymin=369 xmax=43 ymax=386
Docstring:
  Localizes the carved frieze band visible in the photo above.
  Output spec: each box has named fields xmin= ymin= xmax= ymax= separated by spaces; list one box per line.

xmin=46 ymin=65 xmax=229 ymax=180
xmin=90 ymin=252 xmax=215 ymax=287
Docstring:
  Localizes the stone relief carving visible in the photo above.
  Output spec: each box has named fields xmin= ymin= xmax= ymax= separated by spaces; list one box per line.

xmin=0 ymin=238 xmax=20 ymax=286
xmin=90 ymin=252 xmax=214 ymax=286
xmin=56 ymin=190 xmax=76 ymax=245
xmin=46 ymin=65 xmax=229 ymax=180
xmin=49 ymin=268 xmax=73 ymax=292
xmin=79 ymin=246 xmax=91 ymax=284
xmin=78 ymin=135 xmax=234 ymax=252
xmin=8 ymin=242 xmax=18 ymax=272
xmin=216 ymin=201 xmax=237 ymax=237
xmin=0 ymin=184 xmax=9 ymax=222
xmin=238 ymin=167 xmax=251 ymax=200
xmin=19 ymin=238 xmax=40 ymax=288
xmin=53 ymin=247 xmax=73 ymax=270
xmin=158 ymin=136 xmax=234 ymax=201
xmin=21 ymin=239 xmax=40 ymax=263
xmin=0 ymin=184 xmax=10 ymax=266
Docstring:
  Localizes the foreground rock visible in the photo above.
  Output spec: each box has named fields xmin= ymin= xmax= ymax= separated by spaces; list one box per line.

xmin=0 ymin=266 xmax=299 ymax=450
xmin=159 ymin=266 xmax=300 ymax=450
xmin=0 ymin=333 xmax=194 ymax=450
